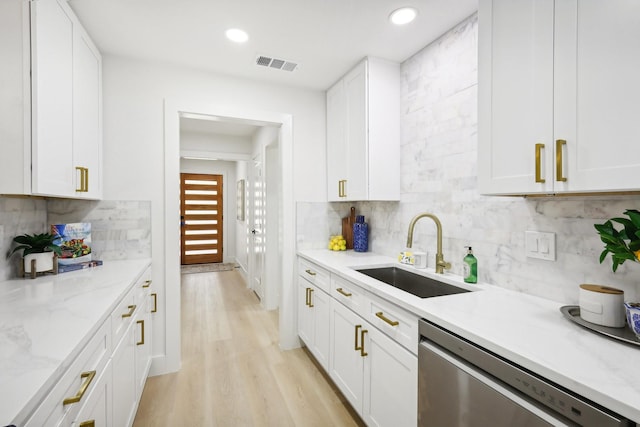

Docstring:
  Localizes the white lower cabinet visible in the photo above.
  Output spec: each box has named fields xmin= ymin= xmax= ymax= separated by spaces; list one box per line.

xmin=329 ymin=296 xmax=417 ymax=427
xmin=298 ymin=277 xmax=331 ymax=370
xmin=112 ymin=320 xmax=137 ymax=427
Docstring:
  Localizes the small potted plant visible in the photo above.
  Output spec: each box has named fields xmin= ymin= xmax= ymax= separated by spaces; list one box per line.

xmin=8 ymin=232 xmax=62 ymax=276
xmin=594 ymin=209 xmax=640 ymax=272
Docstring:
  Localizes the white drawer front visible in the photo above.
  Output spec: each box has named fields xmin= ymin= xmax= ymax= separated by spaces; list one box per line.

xmin=298 ymin=258 xmax=331 ymax=293
xmin=25 ymin=318 xmax=112 ymax=427
xmin=366 ymin=292 xmax=419 ymax=355
xmin=331 ymin=275 xmax=366 ymax=317
xmin=111 ymin=285 xmax=137 ymax=348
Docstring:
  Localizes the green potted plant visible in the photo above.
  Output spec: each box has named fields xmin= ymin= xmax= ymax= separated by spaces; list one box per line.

xmin=8 ymin=232 xmax=62 ymax=275
xmin=594 ymin=209 xmax=640 ymax=272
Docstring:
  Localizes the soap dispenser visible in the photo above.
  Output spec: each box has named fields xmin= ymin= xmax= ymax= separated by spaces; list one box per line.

xmin=463 ymin=246 xmax=477 ymax=284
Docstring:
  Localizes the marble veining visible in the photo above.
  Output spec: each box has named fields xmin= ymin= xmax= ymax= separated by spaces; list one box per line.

xmin=0 ymin=259 xmax=151 ymax=426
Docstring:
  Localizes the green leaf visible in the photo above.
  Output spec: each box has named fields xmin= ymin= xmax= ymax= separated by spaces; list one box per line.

xmin=599 ymin=250 xmax=608 ymax=264
xmin=625 ymin=209 xmax=640 ymax=228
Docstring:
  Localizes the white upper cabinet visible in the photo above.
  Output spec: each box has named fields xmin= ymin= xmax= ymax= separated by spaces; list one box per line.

xmin=0 ymin=0 xmax=102 ymax=199
xmin=478 ymin=0 xmax=640 ymax=195
xmin=326 ymin=57 xmax=400 ymax=201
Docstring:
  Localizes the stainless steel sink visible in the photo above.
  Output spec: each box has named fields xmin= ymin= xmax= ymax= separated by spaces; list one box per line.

xmin=356 ymin=267 xmax=470 ymax=299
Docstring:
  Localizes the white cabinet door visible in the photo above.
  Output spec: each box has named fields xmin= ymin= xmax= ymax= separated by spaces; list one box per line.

xmin=73 ymin=363 xmax=112 ymax=427
xmin=554 ymin=0 xmax=640 ymax=193
xmin=31 ymin=0 xmax=75 ymax=197
xmin=478 ymin=0 xmax=554 ymax=195
xmin=343 ymin=60 xmax=368 ymax=201
xmin=298 ymin=277 xmax=313 ymax=345
xmin=329 ymin=299 xmax=365 ymax=413
xmin=309 ymin=284 xmax=330 ymax=370
xmin=362 ymin=326 xmax=417 ymax=427
xmin=73 ymin=23 xmax=102 ymax=199
xmin=134 ymin=299 xmax=153 ymax=401
xmin=479 ymin=0 xmax=640 ymax=195
xmin=326 ymin=80 xmax=348 ymax=201
xmin=112 ymin=323 xmax=137 ymax=427
xmin=298 ymin=278 xmax=331 ymax=370
xmin=325 ymin=57 xmax=400 ymax=202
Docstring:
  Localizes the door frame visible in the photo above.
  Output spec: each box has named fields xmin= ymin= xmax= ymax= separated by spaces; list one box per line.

xmin=163 ymin=99 xmax=295 ymax=373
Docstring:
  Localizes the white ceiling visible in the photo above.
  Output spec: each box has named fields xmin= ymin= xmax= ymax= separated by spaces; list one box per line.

xmin=68 ymin=0 xmax=478 ymax=92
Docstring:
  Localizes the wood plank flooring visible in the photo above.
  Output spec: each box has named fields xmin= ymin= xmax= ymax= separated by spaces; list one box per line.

xmin=133 ymin=270 xmax=364 ymax=427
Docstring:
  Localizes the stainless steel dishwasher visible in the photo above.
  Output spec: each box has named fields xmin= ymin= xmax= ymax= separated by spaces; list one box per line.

xmin=418 ymin=319 xmax=635 ymax=427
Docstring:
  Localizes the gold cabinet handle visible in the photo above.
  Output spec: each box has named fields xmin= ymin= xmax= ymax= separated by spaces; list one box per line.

xmin=122 ymin=304 xmax=136 ymax=318
xmin=556 ymin=139 xmax=567 ymax=182
xmin=338 ymin=180 xmax=344 ymax=197
xmin=535 ymin=143 xmax=545 ymax=183
xmin=305 ymin=287 xmax=310 ymax=306
xmin=308 ymin=288 xmax=314 ymax=308
xmin=354 ymin=324 xmax=362 ymax=351
xmin=79 ymin=421 xmax=95 ymax=427
xmin=137 ymin=320 xmax=145 ymax=346
xmin=375 ymin=311 xmax=399 ymax=326
xmin=336 ymin=287 xmax=352 ymax=297
xmin=75 ymin=167 xmax=86 ymax=192
xmin=84 ymin=167 xmax=89 ymax=192
xmin=63 ymin=370 xmax=96 ymax=405
xmin=151 ymin=293 xmax=157 ymax=313
xmin=305 ymin=269 xmax=316 ymax=276
xmin=142 ymin=280 xmax=152 ymax=288
xmin=360 ymin=329 xmax=368 ymax=357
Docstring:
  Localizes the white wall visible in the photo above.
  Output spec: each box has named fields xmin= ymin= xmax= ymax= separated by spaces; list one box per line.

xmin=180 ymin=158 xmax=237 ymax=263
xmin=101 ymin=55 xmax=325 ymax=374
xmin=235 ymin=160 xmax=249 ymax=275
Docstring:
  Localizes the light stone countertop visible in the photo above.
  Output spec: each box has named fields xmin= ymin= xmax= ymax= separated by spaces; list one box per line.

xmin=0 ymin=258 xmax=151 ymax=426
xmin=298 ymin=249 xmax=640 ymax=424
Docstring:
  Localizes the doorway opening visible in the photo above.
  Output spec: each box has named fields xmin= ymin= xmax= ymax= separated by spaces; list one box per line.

xmin=180 ymin=173 xmax=223 ymax=265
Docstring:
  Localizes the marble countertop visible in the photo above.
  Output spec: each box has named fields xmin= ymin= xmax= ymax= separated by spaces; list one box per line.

xmin=0 ymin=258 xmax=151 ymax=426
xmin=298 ymin=249 xmax=640 ymax=424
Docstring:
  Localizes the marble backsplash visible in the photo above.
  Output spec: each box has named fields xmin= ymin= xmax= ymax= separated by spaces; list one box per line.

xmin=297 ymin=13 xmax=640 ymax=305
xmin=0 ymin=197 xmax=151 ymax=281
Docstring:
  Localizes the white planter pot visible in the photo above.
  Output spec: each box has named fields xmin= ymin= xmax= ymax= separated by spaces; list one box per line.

xmin=24 ymin=252 xmax=55 ymax=273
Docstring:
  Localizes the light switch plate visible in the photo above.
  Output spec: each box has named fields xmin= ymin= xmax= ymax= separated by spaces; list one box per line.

xmin=525 ymin=230 xmax=556 ymax=261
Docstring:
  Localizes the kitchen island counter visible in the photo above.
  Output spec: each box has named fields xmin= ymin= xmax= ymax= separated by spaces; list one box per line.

xmin=0 ymin=258 xmax=151 ymax=426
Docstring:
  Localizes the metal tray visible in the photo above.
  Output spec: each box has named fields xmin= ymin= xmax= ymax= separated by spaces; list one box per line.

xmin=560 ymin=305 xmax=640 ymax=347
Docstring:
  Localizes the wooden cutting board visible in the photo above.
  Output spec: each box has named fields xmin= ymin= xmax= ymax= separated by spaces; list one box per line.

xmin=342 ymin=207 xmax=356 ymax=249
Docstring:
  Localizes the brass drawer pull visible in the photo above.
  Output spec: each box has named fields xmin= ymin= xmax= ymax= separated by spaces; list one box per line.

xmin=151 ymin=293 xmax=158 ymax=313
xmin=122 ymin=304 xmax=136 ymax=318
xmin=336 ymin=288 xmax=352 ymax=297
xmin=360 ymin=328 xmax=368 ymax=357
xmin=535 ymin=143 xmax=545 ymax=183
xmin=556 ymin=139 xmax=567 ymax=182
xmin=305 ymin=287 xmax=311 ymax=306
xmin=79 ymin=421 xmax=95 ymax=427
xmin=137 ymin=320 xmax=145 ymax=345
xmin=305 ymin=269 xmax=316 ymax=276
xmin=375 ymin=311 xmax=399 ymax=326
xmin=63 ymin=370 xmax=96 ymax=405
xmin=308 ymin=288 xmax=314 ymax=308
xmin=142 ymin=280 xmax=152 ymax=288
xmin=354 ymin=324 xmax=362 ymax=351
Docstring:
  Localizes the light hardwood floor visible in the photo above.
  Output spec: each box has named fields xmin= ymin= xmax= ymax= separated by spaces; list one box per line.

xmin=133 ymin=270 xmax=365 ymax=427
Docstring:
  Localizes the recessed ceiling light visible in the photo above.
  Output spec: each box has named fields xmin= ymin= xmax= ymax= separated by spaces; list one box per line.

xmin=389 ymin=7 xmax=418 ymax=25
xmin=225 ymin=28 xmax=249 ymax=43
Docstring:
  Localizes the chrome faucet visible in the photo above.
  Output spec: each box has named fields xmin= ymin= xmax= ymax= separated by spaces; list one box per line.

xmin=406 ymin=213 xmax=451 ymax=274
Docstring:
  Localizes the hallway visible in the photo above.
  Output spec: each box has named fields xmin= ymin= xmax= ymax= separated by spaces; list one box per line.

xmin=133 ymin=270 xmax=363 ymax=426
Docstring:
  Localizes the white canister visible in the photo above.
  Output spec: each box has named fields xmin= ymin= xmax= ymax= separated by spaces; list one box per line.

xmin=414 ymin=252 xmax=428 ymax=269
xmin=578 ymin=284 xmax=625 ymax=328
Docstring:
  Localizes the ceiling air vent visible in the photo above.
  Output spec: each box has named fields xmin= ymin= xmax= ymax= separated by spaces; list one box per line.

xmin=255 ymin=55 xmax=298 ymax=72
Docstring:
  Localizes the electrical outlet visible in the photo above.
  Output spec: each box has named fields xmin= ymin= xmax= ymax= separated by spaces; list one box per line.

xmin=525 ymin=231 xmax=556 ymax=261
